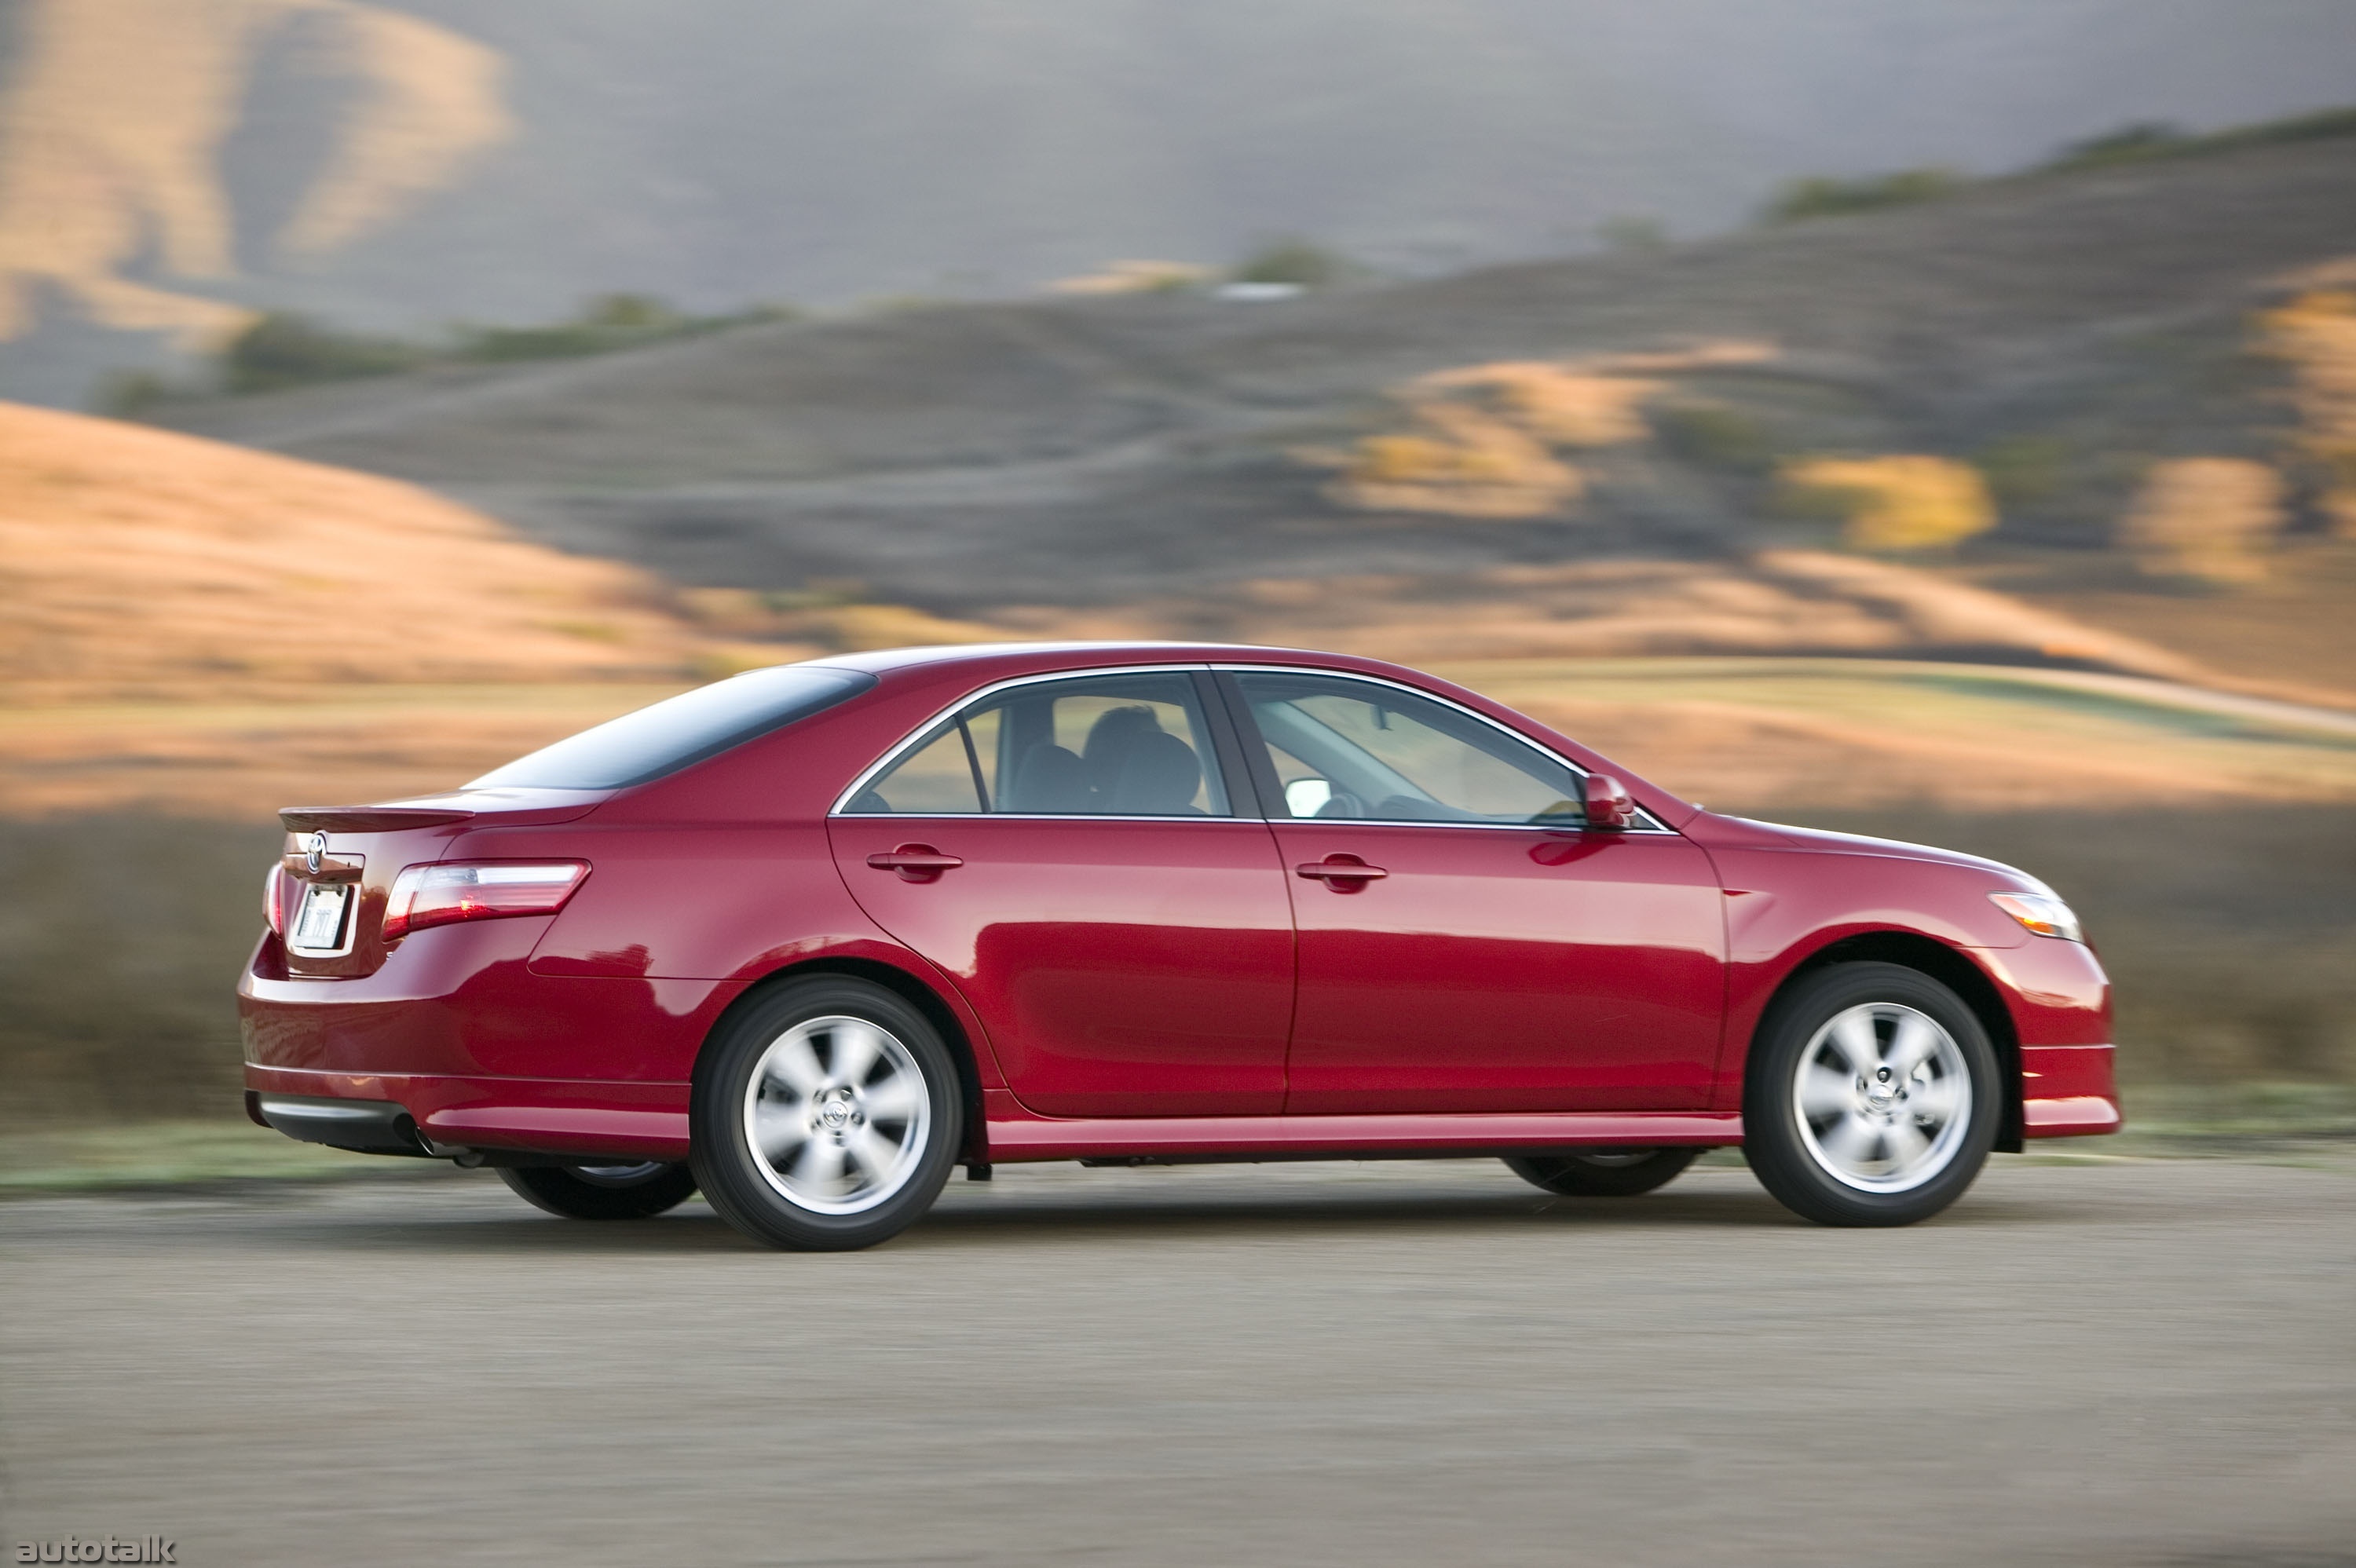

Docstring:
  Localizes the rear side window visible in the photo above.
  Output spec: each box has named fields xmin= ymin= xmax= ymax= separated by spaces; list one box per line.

xmin=468 ymin=667 xmax=877 ymax=790
xmin=843 ymin=671 xmax=1231 ymax=817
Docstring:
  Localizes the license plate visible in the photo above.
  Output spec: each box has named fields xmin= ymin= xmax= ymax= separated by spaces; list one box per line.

xmin=291 ymin=882 xmax=351 ymax=952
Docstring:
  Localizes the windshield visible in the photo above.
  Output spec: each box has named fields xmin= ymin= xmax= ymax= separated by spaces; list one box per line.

xmin=467 ymin=666 xmax=876 ymax=790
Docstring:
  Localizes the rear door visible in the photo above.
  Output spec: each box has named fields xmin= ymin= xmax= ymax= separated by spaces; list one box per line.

xmin=828 ymin=668 xmax=1295 ymax=1117
xmin=1222 ymin=669 xmax=1726 ymax=1114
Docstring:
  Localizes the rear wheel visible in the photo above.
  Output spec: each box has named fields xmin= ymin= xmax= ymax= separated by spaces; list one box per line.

xmin=1744 ymin=962 xmax=1999 ymax=1226
xmin=691 ymin=978 xmax=964 ymax=1251
xmin=496 ymin=1160 xmax=697 ymax=1220
xmin=1503 ymin=1148 xmax=1699 ymax=1197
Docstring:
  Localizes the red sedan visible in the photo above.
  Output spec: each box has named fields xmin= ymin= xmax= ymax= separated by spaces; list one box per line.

xmin=241 ymin=643 xmax=2119 ymax=1248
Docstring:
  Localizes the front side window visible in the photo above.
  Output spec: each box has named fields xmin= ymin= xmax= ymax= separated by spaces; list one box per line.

xmin=1231 ymin=671 xmax=1586 ymax=825
xmin=844 ymin=671 xmax=1231 ymax=817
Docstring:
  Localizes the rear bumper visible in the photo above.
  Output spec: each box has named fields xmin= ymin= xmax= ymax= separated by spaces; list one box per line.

xmin=247 ymin=1091 xmax=434 ymax=1156
xmin=243 ymin=1065 xmax=690 ymax=1160
xmin=238 ymin=923 xmax=737 ymax=1160
xmin=2020 ymin=1044 xmax=2122 ymax=1137
xmin=238 ymin=924 xmax=744 ymax=1084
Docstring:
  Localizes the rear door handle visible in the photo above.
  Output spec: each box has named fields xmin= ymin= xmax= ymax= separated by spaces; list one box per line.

xmin=1295 ymin=855 xmax=1388 ymax=886
xmin=867 ymin=845 xmax=964 ymax=881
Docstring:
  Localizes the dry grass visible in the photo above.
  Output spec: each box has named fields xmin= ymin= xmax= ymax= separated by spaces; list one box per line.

xmin=7 ymin=663 xmax=2351 ymax=1131
xmin=1441 ymin=658 xmax=2356 ymax=812
xmin=1779 ymin=455 xmax=1997 ymax=553
xmin=1992 ymin=537 xmax=2356 ymax=709
xmin=1006 ymin=551 xmax=2203 ymax=683
xmin=0 ymin=685 xmax=686 ymax=819
xmin=2116 ymin=459 xmax=2288 ymax=583
xmin=2261 ymin=287 xmax=2356 ymax=522
xmin=0 ymin=813 xmax=283 ymax=1129
xmin=0 ymin=0 xmax=508 ymax=345
xmin=0 ymin=401 xmax=719 ymax=697
xmin=1319 ymin=345 xmax=1770 ymax=520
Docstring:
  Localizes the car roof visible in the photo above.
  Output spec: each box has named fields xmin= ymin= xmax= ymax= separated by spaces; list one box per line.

xmin=807 ymin=640 xmax=1415 ymax=680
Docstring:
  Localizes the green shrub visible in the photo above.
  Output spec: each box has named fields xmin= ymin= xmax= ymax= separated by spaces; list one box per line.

xmin=1655 ymin=403 xmax=1772 ymax=473
xmin=1976 ymin=434 xmax=2072 ymax=508
xmin=1762 ymin=168 xmax=1961 ymax=225
xmin=454 ymin=293 xmax=744 ymax=363
xmin=2046 ymin=122 xmax=2193 ymax=171
xmin=1231 ymin=239 xmax=1349 ymax=288
xmin=207 ymin=297 xmax=796 ymax=395
xmin=224 ymin=311 xmax=423 ymax=393
xmin=1597 ymin=216 xmax=1669 ymax=255
xmin=2036 ymin=106 xmax=2356 ymax=176
xmin=94 ymin=370 xmax=177 ymax=418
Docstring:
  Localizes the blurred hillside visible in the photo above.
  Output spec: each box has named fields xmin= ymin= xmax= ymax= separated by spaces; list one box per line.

xmin=142 ymin=130 xmax=2356 ymax=703
xmin=8 ymin=0 xmax=2356 ymax=404
xmin=7 ymin=20 xmax=2356 ymax=1124
xmin=0 ymin=401 xmax=713 ymax=700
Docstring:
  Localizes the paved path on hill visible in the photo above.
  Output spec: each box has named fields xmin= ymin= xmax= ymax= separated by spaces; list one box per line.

xmin=3 ymin=1157 xmax=2351 ymax=1567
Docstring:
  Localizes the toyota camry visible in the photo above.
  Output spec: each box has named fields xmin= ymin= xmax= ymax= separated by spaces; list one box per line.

xmin=240 ymin=643 xmax=2119 ymax=1248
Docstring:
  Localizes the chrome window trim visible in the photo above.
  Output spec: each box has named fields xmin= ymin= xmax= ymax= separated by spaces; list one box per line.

xmin=829 ymin=663 xmax=1236 ymax=821
xmin=1213 ymin=663 xmax=1676 ymax=834
xmin=1268 ymin=814 xmax=1675 ymax=837
xmin=832 ymin=659 xmax=1677 ymax=832
xmin=836 ymin=813 xmax=1278 ymax=825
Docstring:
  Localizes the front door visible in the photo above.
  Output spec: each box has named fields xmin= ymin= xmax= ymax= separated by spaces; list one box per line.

xmin=829 ymin=669 xmax=1293 ymax=1117
xmin=1224 ymin=669 xmax=1726 ymax=1114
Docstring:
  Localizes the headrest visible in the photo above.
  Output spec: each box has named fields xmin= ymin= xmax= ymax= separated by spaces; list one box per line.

xmin=1109 ymin=730 xmax=1202 ymax=813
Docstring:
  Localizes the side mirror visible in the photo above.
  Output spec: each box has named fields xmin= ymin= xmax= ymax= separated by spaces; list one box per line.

xmin=1284 ymin=778 xmax=1334 ymax=817
xmin=1583 ymin=773 xmax=1637 ymax=831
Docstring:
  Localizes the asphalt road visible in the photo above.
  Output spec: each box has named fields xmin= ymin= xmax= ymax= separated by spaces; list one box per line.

xmin=3 ymin=1157 xmax=2351 ymax=1568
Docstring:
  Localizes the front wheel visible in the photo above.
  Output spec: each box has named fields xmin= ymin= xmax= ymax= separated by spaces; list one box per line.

xmin=1744 ymin=962 xmax=1999 ymax=1227
xmin=691 ymin=978 xmax=964 ymax=1251
xmin=496 ymin=1160 xmax=698 ymax=1220
xmin=1503 ymin=1147 xmax=1699 ymax=1197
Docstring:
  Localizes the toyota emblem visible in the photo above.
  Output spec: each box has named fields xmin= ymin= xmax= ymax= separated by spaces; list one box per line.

xmin=303 ymin=832 xmax=327 ymax=875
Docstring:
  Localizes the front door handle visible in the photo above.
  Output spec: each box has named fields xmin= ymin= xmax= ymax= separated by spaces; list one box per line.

xmin=867 ymin=844 xmax=964 ymax=882
xmin=1295 ymin=855 xmax=1388 ymax=888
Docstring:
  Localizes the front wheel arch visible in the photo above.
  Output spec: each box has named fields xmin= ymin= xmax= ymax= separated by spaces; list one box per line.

xmin=1747 ymin=931 xmax=2022 ymax=1153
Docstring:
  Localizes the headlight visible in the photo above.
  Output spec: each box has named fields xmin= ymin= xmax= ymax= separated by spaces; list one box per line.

xmin=1989 ymin=890 xmax=2083 ymax=942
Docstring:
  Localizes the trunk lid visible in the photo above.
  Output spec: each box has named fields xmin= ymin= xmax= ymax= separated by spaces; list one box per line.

xmin=272 ymin=789 xmax=605 ymax=978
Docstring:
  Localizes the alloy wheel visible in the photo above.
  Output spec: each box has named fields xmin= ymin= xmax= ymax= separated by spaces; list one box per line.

xmin=1791 ymin=1003 xmax=1972 ymax=1193
xmin=741 ymin=1015 xmax=931 ymax=1215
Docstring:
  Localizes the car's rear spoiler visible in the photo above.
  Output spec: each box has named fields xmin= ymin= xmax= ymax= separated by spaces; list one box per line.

xmin=278 ymin=806 xmax=477 ymax=833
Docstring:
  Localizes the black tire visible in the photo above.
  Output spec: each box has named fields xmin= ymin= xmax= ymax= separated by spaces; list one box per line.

xmin=1504 ymin=1148 xmax=1699 ymax=1197
xmin=690 ymin=978 xmax=964 ymax=1252
xmin=1743 ymin=962 xmax=1999 ymax=1227
xmin=496 ymin=1161 xmax=697 ymax=1220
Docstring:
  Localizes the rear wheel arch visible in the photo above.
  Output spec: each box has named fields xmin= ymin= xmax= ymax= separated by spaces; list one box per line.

xmin=1752 ymin=932 xmax=2023 ymax=1153
xmin=701 ymin=956 xmax=989 ymax=1163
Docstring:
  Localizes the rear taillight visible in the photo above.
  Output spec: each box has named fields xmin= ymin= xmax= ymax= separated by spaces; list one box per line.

xmin=381 ymin=861 xmax=590 ymax=942
xmin=263 ymin=864 xmax=287 ymax=936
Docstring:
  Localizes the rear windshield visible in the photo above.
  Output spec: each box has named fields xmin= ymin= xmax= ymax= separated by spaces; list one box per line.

xmin=467 ymin=667 xmax=877 ymax=790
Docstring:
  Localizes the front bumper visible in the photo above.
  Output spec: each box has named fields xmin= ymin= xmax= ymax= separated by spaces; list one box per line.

xmin=2019 ymin=1044 xmax=2122 ymax=1137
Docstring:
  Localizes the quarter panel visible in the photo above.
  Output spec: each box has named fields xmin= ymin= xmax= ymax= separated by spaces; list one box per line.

xmin=518 ymin=821 xmax=892 ymax=984
xmin=240 ymin=922 xmax=741 ymax=1083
